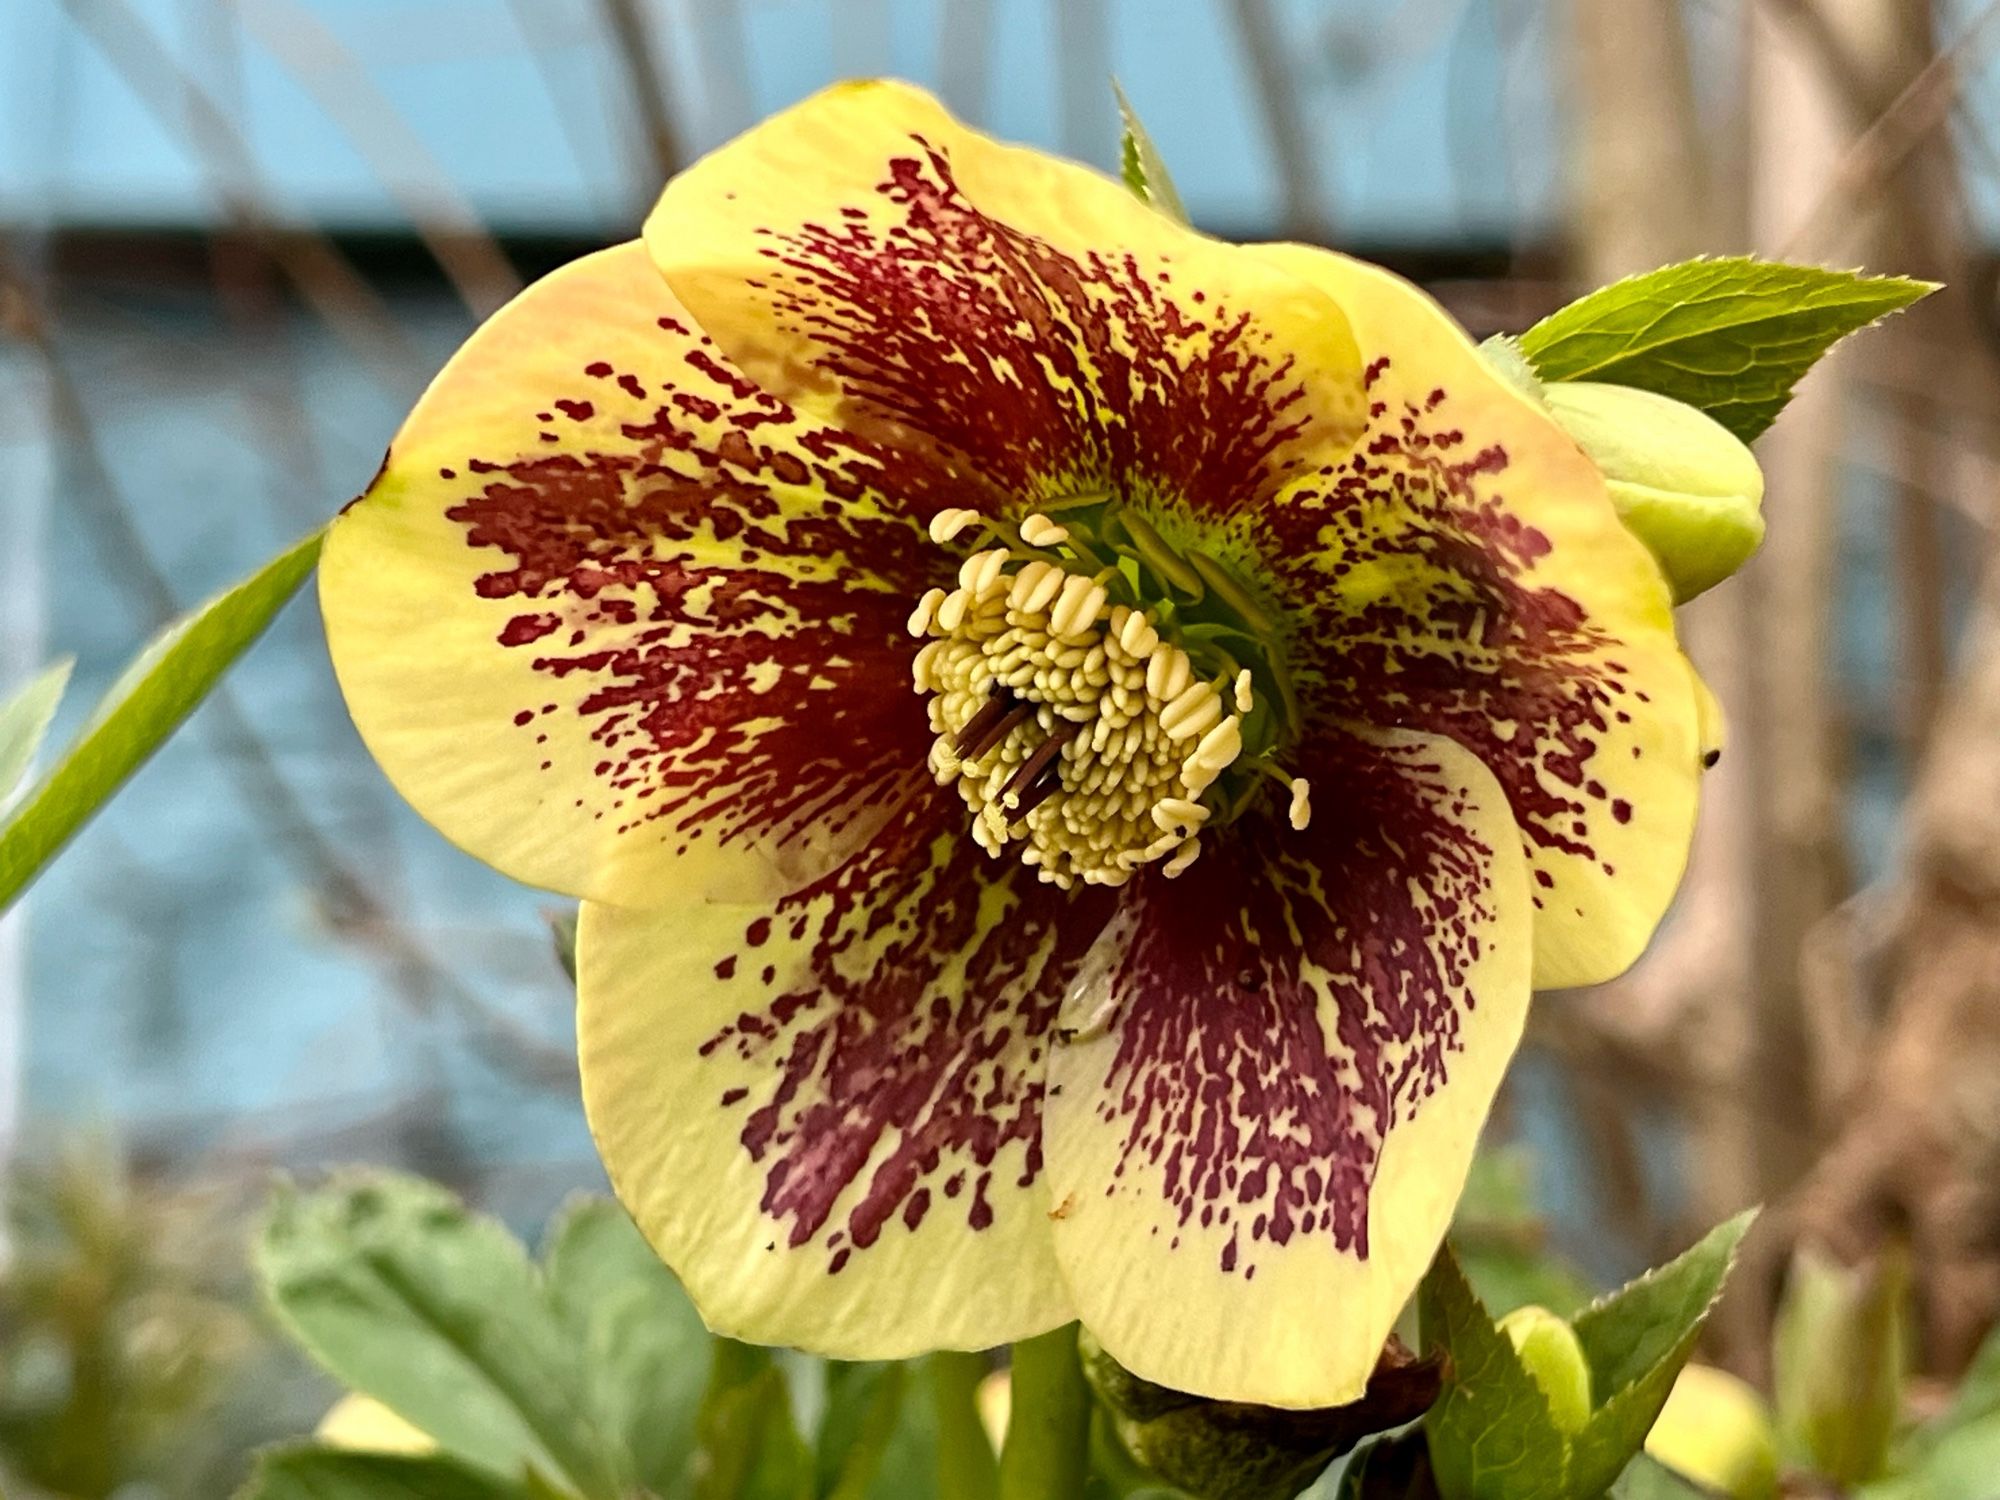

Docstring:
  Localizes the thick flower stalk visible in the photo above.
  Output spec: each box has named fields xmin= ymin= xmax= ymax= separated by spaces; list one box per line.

xmin=320 ymin=82 xmax=1707 ymax=1407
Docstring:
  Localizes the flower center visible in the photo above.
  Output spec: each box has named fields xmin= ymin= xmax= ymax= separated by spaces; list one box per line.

xmin=909 ymin=498 xmax=1312 ymax=889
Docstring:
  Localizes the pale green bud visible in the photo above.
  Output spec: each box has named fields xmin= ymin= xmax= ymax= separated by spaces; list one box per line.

xmin=1645 ymin=1363 xmax=1780 ymax=1500
xmin=1541 ymin=381 xmax=1766 ymax=603
xmin=1498 ymin=1304 xmax=1593 ymax=1435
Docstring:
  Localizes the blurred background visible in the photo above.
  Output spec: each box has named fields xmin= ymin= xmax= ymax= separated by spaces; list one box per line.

xmin=3 ymin=0 xmax=1999 ymax=1491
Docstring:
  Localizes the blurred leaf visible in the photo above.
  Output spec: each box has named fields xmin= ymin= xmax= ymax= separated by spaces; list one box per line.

xmin=1447 ymin=1151 xmax=1593 ymax=1319
xmin=816 ymin=1363 xmax=907 ymax=1499
xmin=1865 ymin=1408 xmax=2000 ymax=1500
xmin=693 ymin=1346 xmax=813 ymax=1500
xmin=0 ymin=659 xmax=71 ymax=801
xmin=1419 ymin=1243 xmax=1568 ymax=1499
xmin=540 ymin=1195 xmax=708 ymax=1495
xmin=1605 ymin=1454 xmax=1715 ymax=1499
xmin=1113 ymin=81 xmax=1188 ymax=223
xmin=0 ymin=532 xmax=321 ymax=910
xmin=1517 ymin=259 xmax=1936 ymax=441
xmin=255 ymin=1172 xmax=621 ymax=1500
xmin=1564 ymin=1213 xmax=1755 ymax=1498
xmin=545 ymin=908 xmax=579 ymax=985
xmin=236 ymin=1445 xmax=521 ymax=1500
xmin=1773 ymin=1244 xmax=1907 ymax=1486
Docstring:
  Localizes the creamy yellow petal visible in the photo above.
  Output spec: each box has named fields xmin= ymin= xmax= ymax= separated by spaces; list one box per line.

xmin=1042 ymin=727 xmax=1532 ymax=1407
xmin=578 ymin=796 xmax=1116 ymax=1357
xmin=322 ymin=241 xmax=961 ymax=907
xmin=643 ymin=80 xmax=1365 ymax=513
xmin=1246 ymin=245 xmax=1703 ymax=989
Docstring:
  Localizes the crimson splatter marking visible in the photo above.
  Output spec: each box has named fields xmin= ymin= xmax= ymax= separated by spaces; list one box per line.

xmin=741 ymin=139 xmax=1354 ymax=512
xmin=435 ymin=284 xmax=976 ymax=869
xmin=1255 ymin=357 xmax=1634 ymax=871
xmin=1082 ymin=730 xmax=1501 ymax=1279
xmin=695 ymin=793 xmax=1112 ymax=1270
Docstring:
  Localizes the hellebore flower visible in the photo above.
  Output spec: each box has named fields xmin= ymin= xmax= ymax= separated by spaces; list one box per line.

xmin=320 ymin=81 xmax=1705 ymax=1406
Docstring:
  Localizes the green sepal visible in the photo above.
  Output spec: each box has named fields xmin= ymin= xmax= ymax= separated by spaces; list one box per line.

xmin=1081 ymin=1330 xmax=1442 ymax=1500
xmin=1113 ymin=80 xmax=1189 ymax=224
xmin=0 ymin=659 xmax=71 ymax=802
xmin=1517 ymin=257 xmax=1936 ymax=444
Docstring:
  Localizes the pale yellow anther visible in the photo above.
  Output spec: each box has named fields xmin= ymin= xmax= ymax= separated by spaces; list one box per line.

xmin=1189 ymin=715 xmax=1243 ymax=775
xmin=1148 ymin=646 xmax=1192 ymax=703
xmin=1161 ymin=682 xmax=1223 ymax=742
xmin=1022 ymin=564 xmax=1066 ymax=615
xmin=1020 ymin=512 xmax=1070 ymax=547
xmin=1234 ymin=669 xmax=1255 ymax=714
xmin=1120 ymin=611 xmax=1160 ymax=659
xmin=937 ymin=588 xmax=972 ymax=633
xmin=1048 ymin=575 xmax=1101 ymax=639
xmin=908 ymin=588 xmax=948 ymax=638
xmin=1151 ymin=797 xmax=1209 ymax=832
xmin=960 ymin=548 xmax=1008 ymax=596
xmin=929 ymin=507 xmax=982 ymax=544
xmin=1163 ymin=838 xmax=1203 ymax=878
xmin=1288 ymin=776 xmax=1313 ymax=831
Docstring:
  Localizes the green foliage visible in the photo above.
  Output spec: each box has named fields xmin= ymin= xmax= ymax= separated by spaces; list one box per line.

xmin=0 ymin=531 xmax=322 ymax=911
xmin=1447 ymin=1151 xmax=1593 ymax=1320
xmin=1865 ymin=1321 xmax=2000 ymax=1500
xmin=0 ymin=660 xmax=71 ymax=802
xmin=1517 ymin=258 xmax=1936 ymax=442
xmin=1112 ymin=82 xmax=1189 ymax=224
xmin=1419 ymin=1212 xmax=1753 ymax=1500
xmin=251 ymin=1172 xmax=954 ymax=1500
xmin=540 ymin=1197 xmax=708 ymax=1493
xmin=1772 ymin=1245 xmax=1907 ymax=1486
xmin=256 ymin=1173 xmax=624 ymax=1499
xmin=1603 ymin=1454 xmax=1713 ymax=1499
xmin=240 ymin=1446 xmax=519 ymax=1500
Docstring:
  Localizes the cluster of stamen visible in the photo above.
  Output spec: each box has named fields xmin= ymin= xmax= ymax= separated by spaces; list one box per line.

xmin=909 ymin=503 xmax=1312 ymax=889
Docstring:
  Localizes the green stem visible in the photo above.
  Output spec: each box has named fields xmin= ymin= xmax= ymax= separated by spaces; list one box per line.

xmin=929 ymin=1351 xmax=1001 ymax=1500
xmin=997 ymin=1325 xmax=1092 ymax=1500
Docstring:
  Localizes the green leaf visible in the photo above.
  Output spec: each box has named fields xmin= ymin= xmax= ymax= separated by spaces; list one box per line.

xmin=816 ymin=1362 xmax=909 ymax=1500
xmin=1564 ymin=1212 xmax=1756 ymax=1497
xmin=1330 ymin=1431 xmax=1439 ymax=1499
xmin=1571 ymin=1211 xmax=1756 ymax=1401
xmin=1419 ymin=1243 xmax=1569 ymax=1500
xmin=235 ymin=1446 xmax=521 ymax=1500
xmin=0 ymin=659 xmax=71 ymax=801
xmin=541 ymin=1195 xmax=710 ymax=1495
xmin=0 ymin=532 xmax=321 ymax=910
xmin=1113 ymin=80 xmax=1189 ymax=224
xmin=1516 ymin=258 xmax=1936 ymax=442
xmin=1604 ymin=1454 xmax=1714 ymax=1499
xmin=694 ymin=1346 xmax=814 ymax=1500
xmin=1773 ymin=1244 xmax=1906 ymax=1486
xmin=255 ymin=1172 xmax=622 ymax=1500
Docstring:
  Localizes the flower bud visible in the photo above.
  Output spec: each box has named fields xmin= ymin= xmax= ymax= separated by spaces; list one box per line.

xmin=1541 ymin=381 xmax=1766 ymax=603
xmin=1497 ymin=1304 xmax=1593 ymax=1435
xmin=1644 ymin=1363 xmax=1780 ymax=1499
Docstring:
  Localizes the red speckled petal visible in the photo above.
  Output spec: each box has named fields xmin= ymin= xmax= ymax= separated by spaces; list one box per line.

xmin=1043 ymin=726 xmax=1531 ymax=1407
xmin=322 ymin=241 xmax=964 ymax=907
xmin=579 ymin=791 xmax=1116 ymax=1357
xmin=1246 ymin=245 xmax=1703 ymax=990
xmin=643 ymin=80 xmax=1366 ymax=515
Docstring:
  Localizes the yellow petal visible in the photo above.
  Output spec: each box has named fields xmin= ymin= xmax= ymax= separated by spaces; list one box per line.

xmin=322 ymin=241 xmax=956 ymax=907
xmin=1042 ymin=726 xmax=1532 ymax=1406
xmin=578 ymin=796 xmax=1115 ymax=1357
xmin=1247 ymin=245 xmax=1703 ymax=990
xmin=643 ymin=80 xmax=1365 ymax=512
